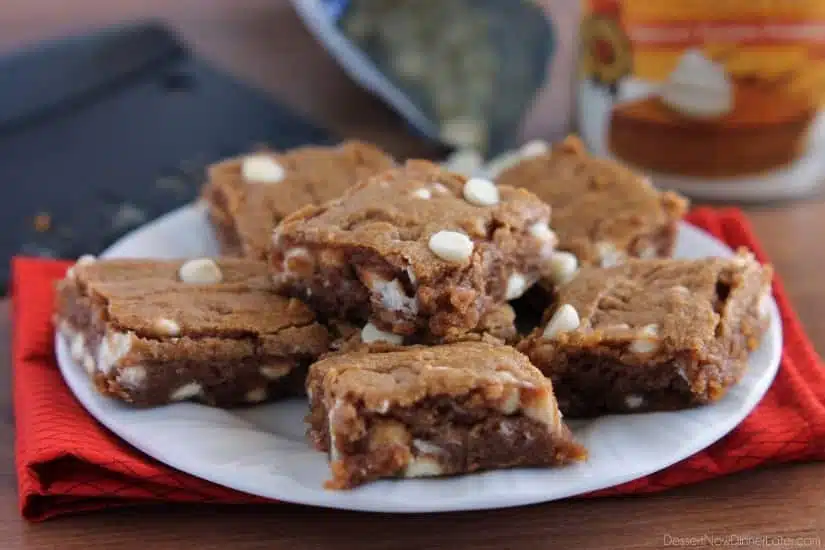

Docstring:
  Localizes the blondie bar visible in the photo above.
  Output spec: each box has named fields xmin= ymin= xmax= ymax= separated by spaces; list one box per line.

xmin=306 ymin=342 xmax=586 ymax=489
xmin=518 ymin=250 xmax=773 ymax=417
xmin=55 ymin=257 xmax=330 ymax=406
xmin=271 ymin=160 xmax=556 ymax=338
xmin=494 ymin=136 xmax=688 ymax=286
xmin=203 ymin=141 xmax=395 ymax=259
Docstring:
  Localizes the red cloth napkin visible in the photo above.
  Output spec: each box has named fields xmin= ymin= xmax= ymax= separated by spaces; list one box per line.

xmin=12 ymin=208 xmax=825 ymax=521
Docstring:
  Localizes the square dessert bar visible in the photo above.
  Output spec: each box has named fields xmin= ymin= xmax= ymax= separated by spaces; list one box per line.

xmin=494 ymin=136 xmax=688 ymax=287
xmin=271 ymin=160 xmax=556 ymax=338
xmin=517 ymin=250 xmax=773 ymax=417
xmin=55 ymin=257 xmax=330 ymax=407
xmin=203 ymin=141 xmax=395 ymax=259
xmin=306 ymin=342 xmax=587 ymax=489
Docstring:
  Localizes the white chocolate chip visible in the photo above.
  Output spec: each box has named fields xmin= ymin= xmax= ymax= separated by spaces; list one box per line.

xmin=498 ymin=388 xmax=521 ymax=414
xmin=376 ymin=399 xmax=391 ymax=413
xmin=245 ymin=387 xmax=268 ymax=403
xmin=528 ymin=221 xmax=555 ymax=242
xmin=505 ymin=272 xmax=529 ymax=300
xmin=360 ymin=322 xmax=403 ymax=345
xmin=117 ymin=366 xmax=147 ymax=389
xmin=67 ymin=254 xmax=97 ymax=280
xmin=428 ymin=231 xmax=474 ymax=263
xmin=403 ymin=456 xmax=444 ymax=478
xmin=550 ymin=252 xmax=578 ymax=285
xmin=178 ymin=258 xmax=222 ymax=284
xmin=69 ymin=330 xmax=86 ymax=363
xmin=97 ymin=330 xmax=133 ymax=374
xmin=496 ymin=370 xmax=523 ymax=385
xmin=629 ymin=324 xmax=660 ymax=354
xmin=83 ymin=355 xmax=96 ymax=375
xmin=625 ymin=394 xmax=645 ymax=410
xmin=328 ymin=400 xmax=345 ymax=461
xmin=328 ymin=429 xmax=340 ymax=461
xmin=170 ymin=382 xmax=202 ymax=401
xmin=759 ymin=291 xmax=772 ymax=319
xmin=522 ymin=390 xmax=561 ymax=430
xmin=154 ymin=318 xmax=180 ymax=337
xmin=462 ymin=177 xmax=500 ymax=206
xmin=596 ymin=241 xmax=624 ymax=268
xmin=371 ymin=278 xmax=419 ymax=315
xmin=520 ymin=140 xmax=549 ymax=158
xmin=412 ymin=439 xmax=445 ymax=456
xmin=260 ymin=364 xmax=291 ymax=380
xmin=431 ymin=182 xmax=450 ymax=194
xmin=411 ymin=188 xmax=432 ymax=199
xmin=543 ymin=304 xmax=581 ymax=339
xmin=404 ymin=265 xmax=417 ymax=286
xmin=241 ymin=154 xmax=285 ymax=183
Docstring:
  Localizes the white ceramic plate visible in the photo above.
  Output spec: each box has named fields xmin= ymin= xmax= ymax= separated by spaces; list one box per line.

xmin=55 ymin=203 xmax=783 ymax=513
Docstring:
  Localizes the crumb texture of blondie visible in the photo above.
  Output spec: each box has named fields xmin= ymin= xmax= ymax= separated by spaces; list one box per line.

xmin=329 ymin=303 xmax=519 ymax=353
xmin=203 ymin=141 xmax=395 ymax=259
xmin=518 ymin=250 xmax=773 ymax=416
xmin=496 ymin=136 xmax=688 ymax=269
xmin=306 ymin=342 xmax=586 ymax=489
xmin=271 ymin=160 xmax=555 ymax=338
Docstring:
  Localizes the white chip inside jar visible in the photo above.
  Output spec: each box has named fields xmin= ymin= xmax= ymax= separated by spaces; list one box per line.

xmin=241 ymin=154 xmax=285 ymax=183
xmin=428 ymin=231 xmax=474 ymax=263
xmin=520 ymin=140 xmax=549 ymax=158
xmin=442 ymin=148 xmax=484 ymax=177
xmin=178 ymin=258 xmax=223 ymax=284
xmin=462 ymin=177 xmax=500 ymax=206
xmin=440 ymin=117 xmax=487 ymax=150
xmin=543 ymin=304 xmax=581 ymax=339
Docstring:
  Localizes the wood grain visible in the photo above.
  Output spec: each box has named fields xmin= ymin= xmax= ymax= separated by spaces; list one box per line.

xmin=1 ymin=1 xmax=823 ymax=548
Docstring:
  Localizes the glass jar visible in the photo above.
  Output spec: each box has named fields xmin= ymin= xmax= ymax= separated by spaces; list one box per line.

xmin=577 ymin=0 xmax=825 ymax=200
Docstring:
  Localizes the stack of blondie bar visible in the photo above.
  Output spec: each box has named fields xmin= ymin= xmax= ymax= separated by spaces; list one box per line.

xmin=55 ymin=137 xmax=773 ymax=489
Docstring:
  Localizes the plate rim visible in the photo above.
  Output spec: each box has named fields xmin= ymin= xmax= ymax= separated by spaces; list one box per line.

xmin=55 ymin=203 xmax=784 ymax=513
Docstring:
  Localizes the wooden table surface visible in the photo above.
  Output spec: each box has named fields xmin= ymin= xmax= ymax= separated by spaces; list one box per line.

xmin=1 ymin=1 xmax=824 ymax=548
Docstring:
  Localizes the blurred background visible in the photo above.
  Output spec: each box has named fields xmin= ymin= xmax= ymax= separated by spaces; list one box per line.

xmin=1 ymin=0 xmax=823 ymax=290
